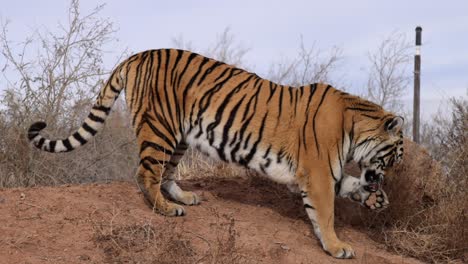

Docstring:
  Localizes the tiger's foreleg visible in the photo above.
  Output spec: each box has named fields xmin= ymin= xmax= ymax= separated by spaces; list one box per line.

xmin=297 ymin=168 xmax=355 ymax=259
xmin=339 ymin=174 xmax=389 ymax=210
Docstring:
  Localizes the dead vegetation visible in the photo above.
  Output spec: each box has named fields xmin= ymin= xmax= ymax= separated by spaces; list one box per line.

xmin=91 ymin=208 xmax=250 ymax=264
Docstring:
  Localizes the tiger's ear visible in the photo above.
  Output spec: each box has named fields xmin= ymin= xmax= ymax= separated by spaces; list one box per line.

xmin=384 ymin=116 xmax=404 ymax=134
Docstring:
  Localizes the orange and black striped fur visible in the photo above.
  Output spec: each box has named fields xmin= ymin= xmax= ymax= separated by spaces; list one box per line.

xmin=28 ymin=49 xmax=404 ymax=259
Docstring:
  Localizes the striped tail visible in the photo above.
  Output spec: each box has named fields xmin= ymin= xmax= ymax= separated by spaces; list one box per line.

xmin=28 ymin=70 xmax=124 ymax=153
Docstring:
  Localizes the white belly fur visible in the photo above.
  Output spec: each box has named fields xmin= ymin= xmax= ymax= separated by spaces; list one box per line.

xmin=187 ymin=131 xmax=296 ymax=185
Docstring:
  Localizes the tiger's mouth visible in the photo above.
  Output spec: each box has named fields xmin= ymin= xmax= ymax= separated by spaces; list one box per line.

xmin=364 ymin=182 xmax=381 ymax=192
xmin=363 ymin=170 xmax=384 ymax=192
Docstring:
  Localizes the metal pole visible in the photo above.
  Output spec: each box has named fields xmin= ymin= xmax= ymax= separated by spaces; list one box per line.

xmin=413 ymin=26 xmax=422 ymax=143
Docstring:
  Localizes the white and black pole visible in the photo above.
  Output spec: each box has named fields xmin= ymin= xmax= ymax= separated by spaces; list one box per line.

xmin=413 ymin=26 xmax=422 ymax=143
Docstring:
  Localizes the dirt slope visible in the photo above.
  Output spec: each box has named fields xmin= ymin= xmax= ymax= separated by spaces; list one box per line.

xmin=0 ymin=178 xmax=422 ymax=264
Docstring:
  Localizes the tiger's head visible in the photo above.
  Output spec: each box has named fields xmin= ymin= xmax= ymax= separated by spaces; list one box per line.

xmin=352 ymin=115 xmax=404 ymax=192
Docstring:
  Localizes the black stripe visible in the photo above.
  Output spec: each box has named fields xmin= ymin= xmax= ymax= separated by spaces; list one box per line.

xmin=62 ymin=139 xmax=72 ymax=151
xmin=267 ymin=82 xmax=277 ymax=103
xmin=171 ymin=51 xmax=184 ymax=136
xmin=288 ymin=87 xmax=293 ymax=104
xmin=73 ymin=132 xmax=87 ymax=145
xmin=362 ymin=114 xmax=380 ymax=120
xmin=88 ymin=112 xmax=105 ymax=123
xmin=328 ymin=152 xmax=339 ymax=182
xmin=92 ymin=105 xmax=111 ymax=114
xmin=197 ymin=61 xmax=223 ymax=85
xmin=49 ymin=141 xmax=57 ymax=152
xmin=177 ymin=52 xmax=199 ymax=88
xmin=140 ymin=156 xmax=168 ymax=165
xmin=302 ymin=84 xmax=317 ymax=150
xmin=171 ymin=49 xmax=184 ymax=86
xmin=132 ymin=51 xmax=153 ymax=126
xmin=304 ymin=203 xmax=315 ymax=210
xmin=140 ymin=160 xmax=156 ymax=175
xmin=36 ymin=138 xmax=45 ymax=149
xmin=312 ymin=85 xmax=331 ymax=155
xmin=140 ymin=115 xmax=176 ymax=150
xmin=341 ymin=114 xmax=345 ymax=160
xmin=312 ymin=86 xmax=331 ymax=154
xmin=263 ymin=145 xmax=272 ymax=158
xmin=162 ymin=49 xmax=178 ymax=135
xmin=82 ymin=122 xmax=97 ymax=136
xmin=278 ymin=87 xmax=284 ymax=118
xmin=243 ymin=133 xmax=252 ymax=149
xmin=345 ymin=107 xmax=378 ymax=112
xmin=181 ymin=56 xmax=210 ymax=113
xmin=109 ymin=83 xmax=119 ymax=94
xmin=350 ymin=118 xmax=355 ymax=145
xmin=241 ymin=113 xmax=268 ymax=167
xmin=241 ymin=86 xmax=261 ymax=121
xmin=217 ymin=95 xmax=245 ymax=161
xmin=140 ymin=140 xmax=174 ymax=155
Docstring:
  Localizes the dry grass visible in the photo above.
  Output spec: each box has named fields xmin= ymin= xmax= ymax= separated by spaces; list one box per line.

xmin=0 ymin=107 xmax=138 ymax=188
xmin=339 ymin=140 xmax=467 ymax=263
xmin=378 ymin=141 xmax=467 ymax=263
xmin=91 ymin=209 xmax=250 ymax=264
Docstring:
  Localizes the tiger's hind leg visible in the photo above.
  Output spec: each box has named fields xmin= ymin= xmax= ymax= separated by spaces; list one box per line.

xmin=136 ymin=131 xmax=186 ymax=216
xmin=161 ymin=142 xmax=200 ymax=206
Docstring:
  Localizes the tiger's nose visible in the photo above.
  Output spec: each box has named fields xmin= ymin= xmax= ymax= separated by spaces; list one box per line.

xmin=365 ymin=170 xmax=379 ymax=183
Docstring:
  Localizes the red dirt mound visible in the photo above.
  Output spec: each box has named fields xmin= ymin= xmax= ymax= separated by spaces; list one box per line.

xmin=0 ymin=178 xmax=422 ymax=264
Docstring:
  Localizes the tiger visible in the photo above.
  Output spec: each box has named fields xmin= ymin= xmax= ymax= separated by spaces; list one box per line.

xmin=28 ymin=49 xmax=404 ymax=259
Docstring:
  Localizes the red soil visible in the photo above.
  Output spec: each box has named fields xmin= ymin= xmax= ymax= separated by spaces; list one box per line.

xmin=0 ymin=177 xmax=422 ymax=264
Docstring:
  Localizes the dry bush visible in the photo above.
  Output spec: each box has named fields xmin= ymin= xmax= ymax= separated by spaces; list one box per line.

xmin=266 ymin=36 xmax=342 ymax=87
xmin=0 ymin=103 xmax=138 ymax=188
xmin=0 ymin=0 xmax=137 ymax=188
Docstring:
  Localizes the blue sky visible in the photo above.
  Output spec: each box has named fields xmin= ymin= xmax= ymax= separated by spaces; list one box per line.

xmin=1 ymin=0 xmax=467 ymax=120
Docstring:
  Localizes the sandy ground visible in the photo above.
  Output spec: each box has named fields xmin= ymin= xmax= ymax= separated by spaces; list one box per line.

xmin=0 ymin=177 xmax=423 ymax=264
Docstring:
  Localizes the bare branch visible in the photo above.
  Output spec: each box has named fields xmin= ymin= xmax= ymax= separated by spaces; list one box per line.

xmin=365 ymin=32 xmax=411 ymax=111
xmin=267 ymin=37 xmax=342 ymax=86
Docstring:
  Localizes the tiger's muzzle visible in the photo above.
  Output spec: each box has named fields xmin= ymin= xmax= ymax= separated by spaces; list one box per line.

xmin=363 ymin=169 xmax=384 ymax=192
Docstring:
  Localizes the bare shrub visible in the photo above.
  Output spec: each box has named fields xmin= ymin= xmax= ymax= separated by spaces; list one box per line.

xmin=172 ymin=27 xmax=250 ymax=68
xmin=0 ymin=0 xmax=135 ymax=187
xmin=267 ymin=36 xmax=342 ymax=87
xmin=365 ymin=32 xmax=411 ymax=112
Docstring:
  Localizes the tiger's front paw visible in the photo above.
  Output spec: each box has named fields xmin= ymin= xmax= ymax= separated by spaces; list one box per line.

xmin=157 ymin=202 xmax=186 ymax=217
xmin=325 ymin=240 xmax=355 ymax=259
xmin=350 ymin=188 xmax=389 ymax=210
xmin=364 ymin=190 xmax=389 ymax=210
